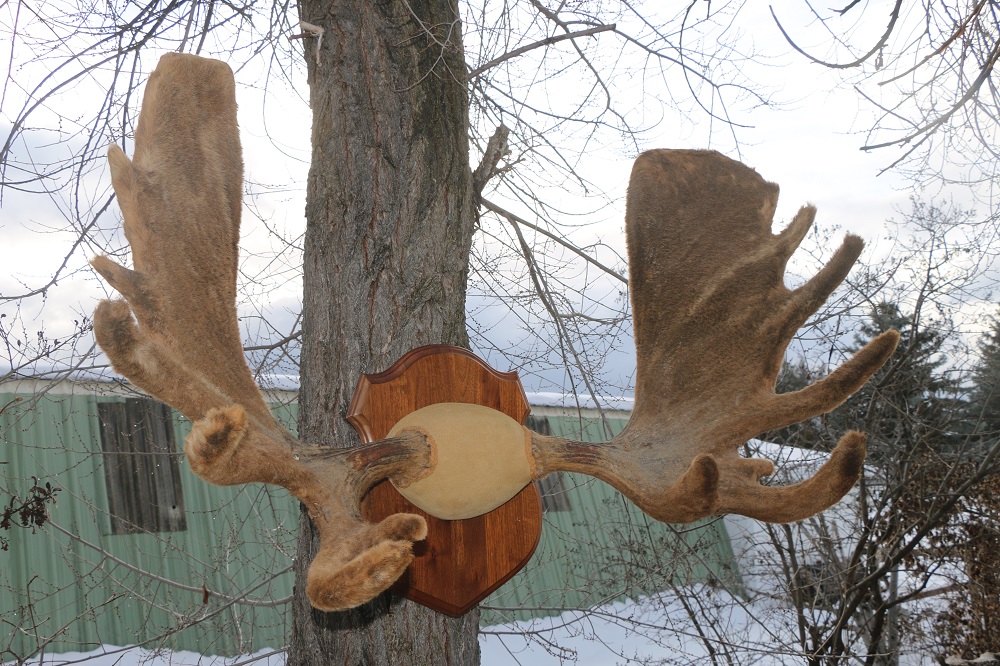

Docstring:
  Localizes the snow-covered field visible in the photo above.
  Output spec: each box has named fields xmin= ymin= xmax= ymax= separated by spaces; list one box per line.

xmin=481 ymin=590 xmax=793 ymax=665
xmin=4 ymin=587 xmax=946 ymax=666
xmin=481 ymin=590 xmax=946 ymax=666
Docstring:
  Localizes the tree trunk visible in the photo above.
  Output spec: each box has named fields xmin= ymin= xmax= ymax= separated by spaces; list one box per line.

xmin=289 ymin=0 xmax=481 ymax=663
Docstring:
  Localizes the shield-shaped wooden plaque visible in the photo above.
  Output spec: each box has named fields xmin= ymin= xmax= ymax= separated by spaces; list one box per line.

xmin=346 ymin=344 xmax=543 ymax=616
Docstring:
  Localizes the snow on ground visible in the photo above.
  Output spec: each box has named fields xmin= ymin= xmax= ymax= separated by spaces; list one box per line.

xmin=3 ymin=647 xmax=285 ymax=666
xmin=485 ymin=585 xmax=945 ymax=666
xmin=4 ymin=589 xmax=773 ymax=666
xmin=481 ymin=589 xmax=793 ymax=665
xmin=6 ymin=587 xmax=944 ymax=666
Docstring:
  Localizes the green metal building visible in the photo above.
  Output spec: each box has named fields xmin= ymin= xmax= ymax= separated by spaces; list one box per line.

xmin=1 ymin=380 xmax=741 ymax=660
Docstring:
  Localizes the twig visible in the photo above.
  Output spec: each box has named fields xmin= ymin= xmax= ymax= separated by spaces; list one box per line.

xmin=469 ymin=24 xmax=616 ymax=79
xmin=770 ymin=1 xmax=903 ymax=70
xmin=473 ymin=124 xmax=509 ymax=195
xmin=46 ymin=520 xmax=293 ymax=607
xmin=290 ymin=21 xmax=324 ymax=66
xmin=481 ymin=198 xmax=627 ymax=284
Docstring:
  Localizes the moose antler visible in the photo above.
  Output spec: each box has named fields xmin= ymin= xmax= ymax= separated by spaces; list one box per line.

xmin=91 ymin=53 xmax=432 ymax=612
xmin=93 ymin=54 xmax=897 ymax=615
xmin=530 ymin=149 xmax=899 ymax=524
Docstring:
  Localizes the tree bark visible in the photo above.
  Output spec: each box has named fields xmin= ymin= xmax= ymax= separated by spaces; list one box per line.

xmin=289 ymin=0 xmax=480 ymax=663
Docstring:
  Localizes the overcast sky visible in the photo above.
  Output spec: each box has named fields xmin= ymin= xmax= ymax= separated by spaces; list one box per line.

xmin=0 ymin=2 xmax=980 ymax=396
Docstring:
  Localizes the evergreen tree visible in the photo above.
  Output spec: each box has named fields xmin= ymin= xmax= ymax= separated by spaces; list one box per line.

xmin=926 ymin=314 xmax=1000 ymax=658
xmin=762 ymin=302 xmax=952 ymax=460
xmin=768 ymin=358 xmax=823 ymax=448
xmin=834 ymin=302 xmax=956 ymax=462
xmin=768 ymin=302 xmax=955 ymax=456
xmin=968 ymin=311 xmax=1000 ymax=439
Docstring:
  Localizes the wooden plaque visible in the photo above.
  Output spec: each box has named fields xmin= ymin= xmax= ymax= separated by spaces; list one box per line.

xmin=347 ymin=344 xmax=543 ymax=616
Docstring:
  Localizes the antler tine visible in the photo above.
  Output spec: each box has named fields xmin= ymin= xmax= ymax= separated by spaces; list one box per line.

xmin=531 ymin=149 xmax=899 ymax=525
xmin=91 ymin=53 xmax=432 ymax=612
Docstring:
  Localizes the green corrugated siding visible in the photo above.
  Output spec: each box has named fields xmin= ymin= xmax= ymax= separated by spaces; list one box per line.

xmin=480 ymin=415 xmax=742 ymax=625
xmin=2 ymin=390 xmax=741 ymax=657
xmin=1 ymin=389 xmax=296 ymax=659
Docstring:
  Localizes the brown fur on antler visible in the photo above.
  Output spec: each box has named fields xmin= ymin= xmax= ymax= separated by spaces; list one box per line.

xmin=531 ymin=149 xmax=899 ymax=524
xmin=93 ymin=55 xmax=897 ymax=614
xmin=91 ymin=53 xmax=432 ymax=611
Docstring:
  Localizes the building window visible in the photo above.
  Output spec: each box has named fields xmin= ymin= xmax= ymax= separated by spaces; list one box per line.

xmin=526 ymin=414 xmax=572 ymax=513
xmin=97 ymin=398 xmax=186 ymax=534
